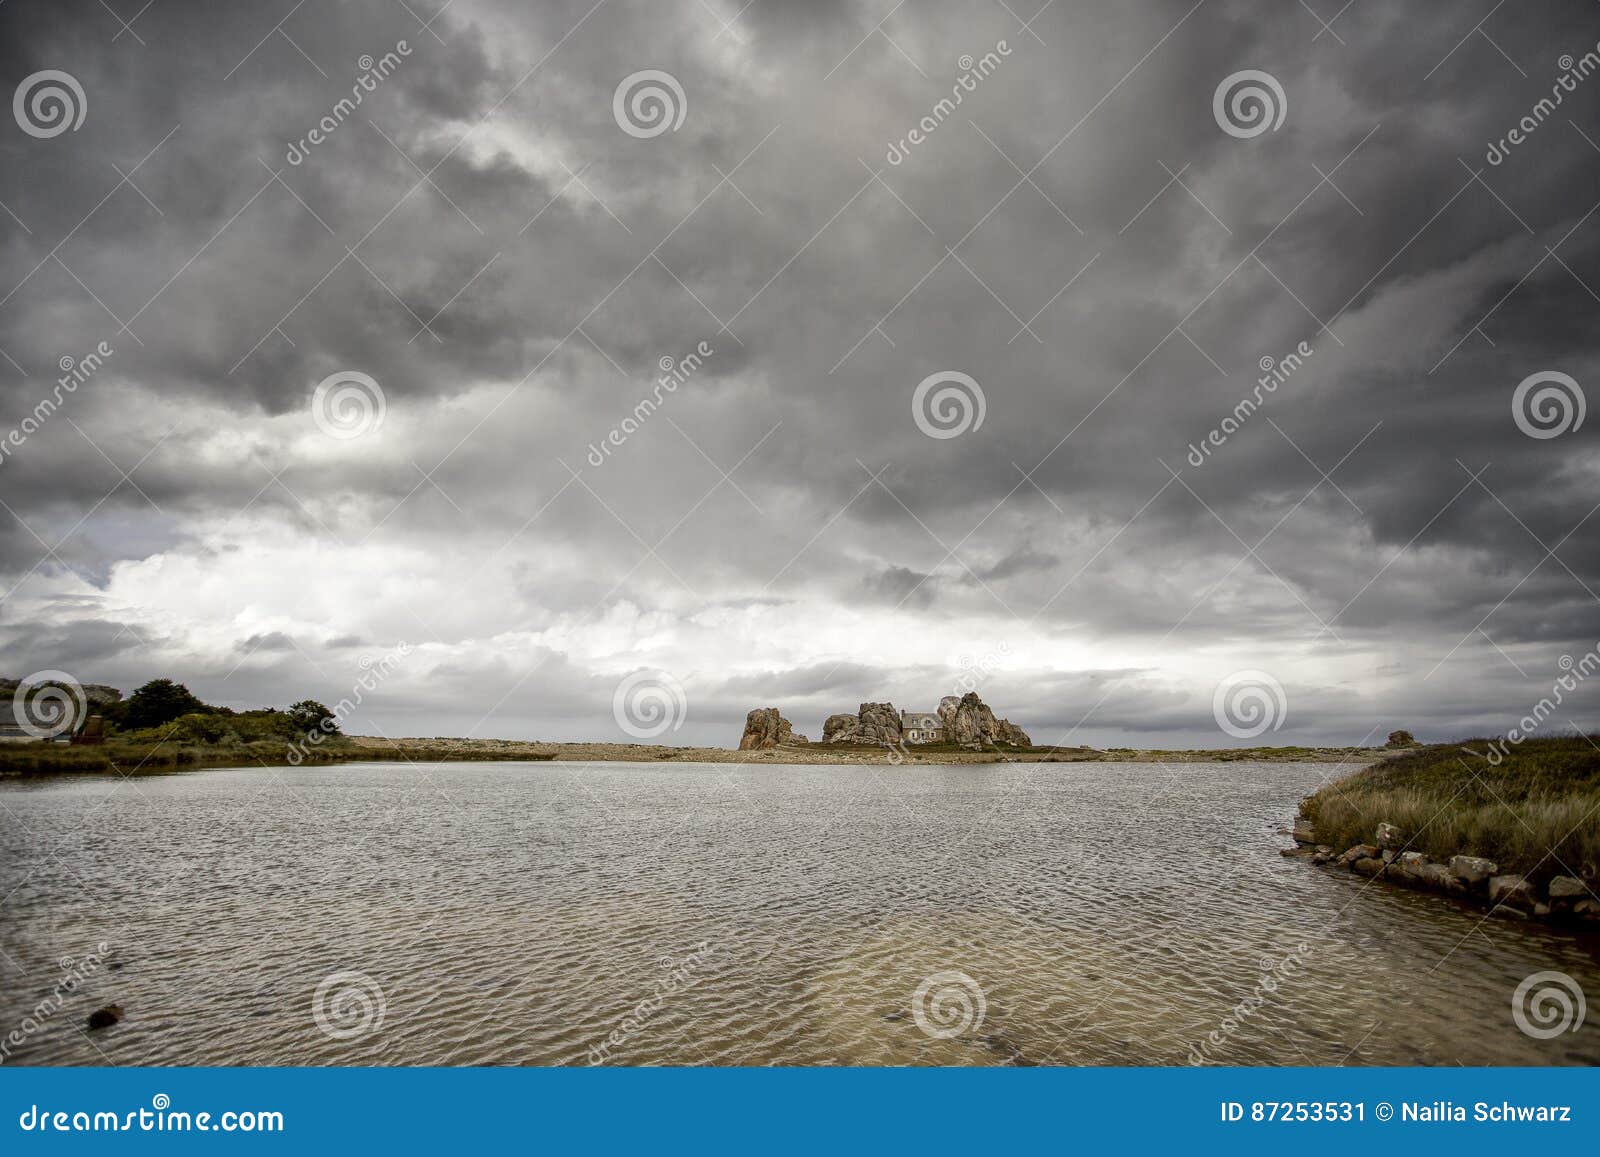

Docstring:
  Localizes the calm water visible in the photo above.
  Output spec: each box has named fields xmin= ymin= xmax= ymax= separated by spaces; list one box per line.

xmin=1 ymin=760 xmax=1597 ymax=1066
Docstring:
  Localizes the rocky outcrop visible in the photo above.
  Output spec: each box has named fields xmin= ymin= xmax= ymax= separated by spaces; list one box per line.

xmin=937 ymin=693 xmax=1032 ymax=747
xmin=737 ymin=708 xmax=808 ymax=750
xmin=818 ymin=692 xmax=1031 ymax=747
xmin=1289 ymin=818 xmax=1598 ymax=926
xmin=821 ymin=713 xmax=863 ymax=743
xmin=822 ymin=703 xmax=902 ymax=745
xmin=997 ymin=721 xmax=1032 ymax=745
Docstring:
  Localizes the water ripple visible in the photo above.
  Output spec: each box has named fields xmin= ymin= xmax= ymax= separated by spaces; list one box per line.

xmin=1 ymin=760 xmax=1596 ymax=1066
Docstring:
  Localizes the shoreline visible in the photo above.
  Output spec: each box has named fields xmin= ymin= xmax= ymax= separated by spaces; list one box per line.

xmin=0 ymin=736 xmax=1388 ymax=776
xmin=1285 ymin=738 xmax=1600 ymax=928
xmin=351 ymin=737 xmax=1386 ymax=766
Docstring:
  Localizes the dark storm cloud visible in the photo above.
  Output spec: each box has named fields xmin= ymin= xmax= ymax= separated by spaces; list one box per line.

xmin=1 ymin=0 xmax=1597 ymax=744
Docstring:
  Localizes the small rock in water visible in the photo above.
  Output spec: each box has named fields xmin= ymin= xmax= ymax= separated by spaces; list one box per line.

xmin=87 ymin=1004 xmax=123 ymax=1030
xmin=1488 ymin=874 xmax=1536 ymax=909
xmin=883 ymin=1011 xmax=906 ymax=1022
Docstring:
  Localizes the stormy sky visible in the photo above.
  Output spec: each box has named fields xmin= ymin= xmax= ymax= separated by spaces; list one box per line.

xmin=1 ymin=0 xmax=1597 ymax=748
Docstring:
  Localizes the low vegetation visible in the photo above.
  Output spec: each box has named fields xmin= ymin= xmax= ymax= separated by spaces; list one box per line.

xmin=1301 ymin=736 xmax=1600 ymax=880
xmin=2 ymin=677 xmax=349 ymax=775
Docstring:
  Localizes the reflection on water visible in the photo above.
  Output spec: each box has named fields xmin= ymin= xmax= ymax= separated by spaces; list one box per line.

xmin=1 ymin=760 xmax=1596 ymax=1066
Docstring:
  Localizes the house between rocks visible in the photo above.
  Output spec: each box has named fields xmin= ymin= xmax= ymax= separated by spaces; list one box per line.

xmin=738 ymin=693 xmax=1030 ymax=750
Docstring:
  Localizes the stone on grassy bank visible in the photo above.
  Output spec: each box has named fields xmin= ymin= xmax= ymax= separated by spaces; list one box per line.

xmin=1288 ymin=816 xmax=1598 ymax=925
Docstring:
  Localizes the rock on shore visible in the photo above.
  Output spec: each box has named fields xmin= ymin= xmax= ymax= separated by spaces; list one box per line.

xmin=938 ymin=693 xmax=1032 ymax=747
xmin=822 ymin=702 xmax=903 ymax=745
xmin=737 ymin=708 xmax=808 ymax=750
xmin=1287 ymin=817 xmax=1599 ymax=924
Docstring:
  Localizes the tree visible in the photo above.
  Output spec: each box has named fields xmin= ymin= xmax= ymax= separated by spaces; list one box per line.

xmin=1386 ymin=729 xmax=1417 ymax=748
xmin=123 ymin=679 xmax=210 ymax=730
xmin=286 ymin=699 xmax=339 ymax=736
xmin=169 ymin=712 xmax=234 ymax=744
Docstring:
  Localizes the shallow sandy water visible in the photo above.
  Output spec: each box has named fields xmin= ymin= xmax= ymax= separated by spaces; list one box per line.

xmin=1 ymin=760 xmax=1596 ymax=1065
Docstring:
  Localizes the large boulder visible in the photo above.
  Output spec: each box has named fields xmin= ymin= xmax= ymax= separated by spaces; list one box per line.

xmin=821 ymin=713 xmax=864 ymax=743
xmin=823 ymin=703 xmax=902 ymax=744
xmin=821 ymin=714 xmax=860 ymax=742
xmin=737 ymin=708 xmax=807 ymax=750
xmin=936 ymin=692 xmax=1030 ymax=746
xmin=997 ymin=719 xmax=1032 ymax=746
xmin=940 ymin=692 xmax=996 ymax=744
xmin=1375 ymin=822 xmax=1403 ymax=850
xmin=856 ymin=703 xmax=903 ymax=744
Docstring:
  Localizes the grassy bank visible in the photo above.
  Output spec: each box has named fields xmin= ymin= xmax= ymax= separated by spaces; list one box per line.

xmin=1300 ymin=736 xmax=1600 ymax=880
xmin=0 ymin=737 xmax=556 ymax=776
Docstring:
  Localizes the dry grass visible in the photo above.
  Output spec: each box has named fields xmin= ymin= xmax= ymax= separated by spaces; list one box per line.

xmin=1302 ymin=736 xmax=1600 ymax=880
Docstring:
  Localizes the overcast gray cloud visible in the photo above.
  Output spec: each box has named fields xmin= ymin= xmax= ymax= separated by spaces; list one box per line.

xmin=1 ymin=0 xmax=1598 ymax=747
